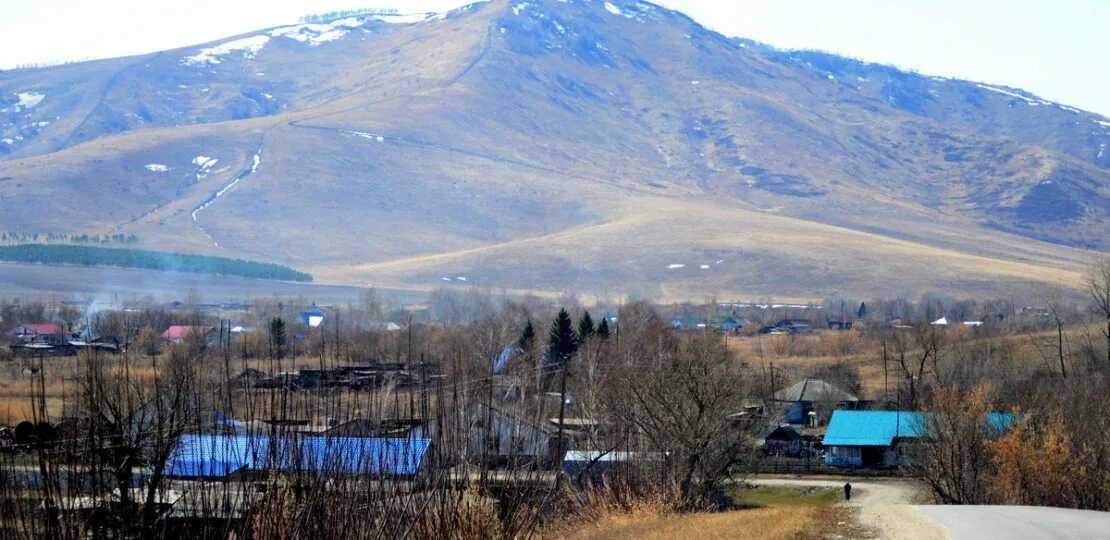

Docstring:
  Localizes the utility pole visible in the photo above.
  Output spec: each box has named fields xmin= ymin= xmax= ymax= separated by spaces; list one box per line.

xmin=554 ymin=365 xmax=569 ymax=491
xmin=882 ymin=341 xmax=889 ymax=407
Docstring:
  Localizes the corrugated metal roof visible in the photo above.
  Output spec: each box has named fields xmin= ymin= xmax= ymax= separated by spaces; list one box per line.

xmin=823 ymin=411 xmax=1017 ymax=447
xmin=774 ymin=378 xmax=859 ymax=402
xmin=167 ymin=434 xmax=430 ymax=478
xmin=822 ymin=411 xmax=927 ymax=447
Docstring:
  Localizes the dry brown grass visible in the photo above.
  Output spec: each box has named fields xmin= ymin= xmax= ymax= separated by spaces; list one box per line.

xmin=557 ymin=506 xmax=815 ymax=540
xmin=0 ymin=397 xmax=36 ymax=425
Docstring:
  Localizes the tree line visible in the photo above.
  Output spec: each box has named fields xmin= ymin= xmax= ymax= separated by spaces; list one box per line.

xmin=0 ymin=244 xmax=312 ymax=282
xmin=1 ymin=232 xmax=138 ymax=244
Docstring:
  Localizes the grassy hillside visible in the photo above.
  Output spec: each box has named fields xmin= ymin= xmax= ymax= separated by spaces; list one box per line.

xmin=0 ymin=0 xmax=1106 ymax=300
xmin=0 ymin=244 xmax=311 ymax=281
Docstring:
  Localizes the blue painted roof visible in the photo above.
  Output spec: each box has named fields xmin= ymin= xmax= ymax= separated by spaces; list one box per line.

xmin=824 ymin=410 xmax=1018 ymax=447
xmin=168 ymin=434 xmax=430 ymax=478
xmin=986 ymin=412 xmax=1017 ymax=433
xmin=823 ymin=411 xmax=927 ymax=447
xmin=493 ymin=346 xmax=514 ymax=374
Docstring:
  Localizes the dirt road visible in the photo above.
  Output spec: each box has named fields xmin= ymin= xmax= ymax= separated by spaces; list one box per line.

xmin=749 ymin=476 xmax=946 ymax=539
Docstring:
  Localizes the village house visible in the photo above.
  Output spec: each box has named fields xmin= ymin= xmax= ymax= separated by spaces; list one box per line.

xmin=671 ymin=317 xmax=708 ymax=330
xmin=761 ymin=319 xmax=814 ymax=334
xmin=9 ymin=323 xmax=66 ymax=345
xmin=469 ymin=403 xmax=572 ymax=467
xmin=773 ymin=378 xmax=859 ymax=424
xmin=160 ymin=325 xmax=215 ymax=344
xmin=166 ymin=433 xmax=431 ymax=480
xmin=822 ymin=410 xmax=1015 ymax=468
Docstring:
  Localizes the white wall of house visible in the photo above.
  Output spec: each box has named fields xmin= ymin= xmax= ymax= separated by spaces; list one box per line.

xmin=469 ymin=410 xmax=554 ymax=458
xmin=825 ymin=445 xmax=901 ymax=467
xmin=826 ymin=445 xmax=862 ymax=467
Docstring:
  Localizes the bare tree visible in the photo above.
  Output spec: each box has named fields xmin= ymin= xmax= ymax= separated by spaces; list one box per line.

xmin=610 ymin=333 xmax=759 ymax=508
xmin=1087 ymin=257 xmax=1110 ymax=369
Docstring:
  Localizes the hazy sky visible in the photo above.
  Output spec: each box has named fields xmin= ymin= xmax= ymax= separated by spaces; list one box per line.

xmin=2 ymin=0 xmax=1107 ymax=116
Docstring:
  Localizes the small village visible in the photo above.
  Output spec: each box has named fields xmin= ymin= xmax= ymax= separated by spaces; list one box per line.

xmin=0 ymin=285 xmax=1105 ymax=537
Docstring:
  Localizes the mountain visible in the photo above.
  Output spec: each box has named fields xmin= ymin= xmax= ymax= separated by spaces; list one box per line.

xmin=0 ymin=0 xmax=1107 ymax=301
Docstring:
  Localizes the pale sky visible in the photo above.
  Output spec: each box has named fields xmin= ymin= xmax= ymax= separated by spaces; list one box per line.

xmin=2 ymin=0 xmax=1107 ymax=116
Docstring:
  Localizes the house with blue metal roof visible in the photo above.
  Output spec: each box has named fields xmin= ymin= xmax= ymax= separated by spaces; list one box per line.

xmin=167 ymin=433 xmax=431 ymax=479
xmin=823 ymin=410 xmax=1015 ymax=468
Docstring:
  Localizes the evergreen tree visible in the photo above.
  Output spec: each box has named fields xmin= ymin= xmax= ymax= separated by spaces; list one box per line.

xmin=594 ymin=315 xmax=612 ymax=337
xmin=269 ymin=317 xmax=287 ymax=359
xmin=548 ymin=309 xmax=579 ymax=367
xmin=577 ymin=311 xmax=595 ymax=341
xmin=858 ymin=301 xmax=869 ymax=320
xmin=597 ymin=318 xmax=611 ymax=339
xmin=518 ymin=319 xmax=536 ymax=351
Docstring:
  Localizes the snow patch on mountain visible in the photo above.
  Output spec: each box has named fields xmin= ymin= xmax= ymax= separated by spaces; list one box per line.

xmin=193 ymin=156 xmax=218 ymax=169
xmin=604 ymin=2 xmax=621 ymax=15
xmin=270 ymin=18 xmax=364 ymax=46
xmin=145 ymin=164 xmax=169 ymax=172
xmin=976 ymin=83 xmax=1050 ymax=106
xmin=1 ymin=92 xmax=45 ymax=113
xmin=184 ymin=35 xmax=270 ymax=65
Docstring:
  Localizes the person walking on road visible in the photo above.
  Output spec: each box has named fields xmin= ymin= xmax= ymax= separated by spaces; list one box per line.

xmin=844 ymin=482 xmax=852 ymax=501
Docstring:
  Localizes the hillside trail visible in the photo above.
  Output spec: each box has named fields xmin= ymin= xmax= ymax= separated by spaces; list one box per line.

xmin=749 ymin=476 xmax=946 ymax=539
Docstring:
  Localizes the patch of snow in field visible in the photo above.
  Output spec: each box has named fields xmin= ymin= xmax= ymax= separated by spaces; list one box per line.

xmin=193 ymin=156 xmax=218 ymax=169
xmin=667 ymin=264 xmax=685 ymax=269
xmin=262 ymin=92 xmax=274 ymax=100
xmin=512 ymin=2 xmax=529 ymax=15
xmin=715 ymin=259 xmax=724 ymax=264
xmin=442 ymin=277 xmax=452 ymax=282
xmin=184 ymin=35 xmax=270 ymax=65
xmin=177 ymin=84 xmax=188 ymax=89
xmin=553 ymin=20 xmax=565 ymax=33
xmin=603 ymin=2 xmax=621 ymax=15
xmin=826 ymin=74 xmax=835 ymax=80
xmin=1 ymin=138 xmax=12 ymax=145
xmin=456 ymin=276 xmax=467 ymax=281
xmin=699 ymin=264 xmax=710 ymax=269
xmin=690 ymin=80 xmax=699 ymax=85
xmin=2 ymin=91 xmax=45 ymax=113
xmin=145 ymin=164 xmax=169 ymax=172
xmin=16 ymin=92 xmax=45 ymax=108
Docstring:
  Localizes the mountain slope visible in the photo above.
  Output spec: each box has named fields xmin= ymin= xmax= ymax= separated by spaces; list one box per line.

xmin=0 ymin=0 xmax=1106 ymax=301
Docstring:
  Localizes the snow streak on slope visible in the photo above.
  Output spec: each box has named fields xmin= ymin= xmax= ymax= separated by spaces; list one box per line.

xmin=192 ymin=151 xmax=261 ymax=248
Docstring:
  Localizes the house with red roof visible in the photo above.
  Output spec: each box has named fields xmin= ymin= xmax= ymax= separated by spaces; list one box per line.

xmin=10 ymin=323 xmax=67 ymax=346
xmin=161 ymin=325 xmax=215 ymax=344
